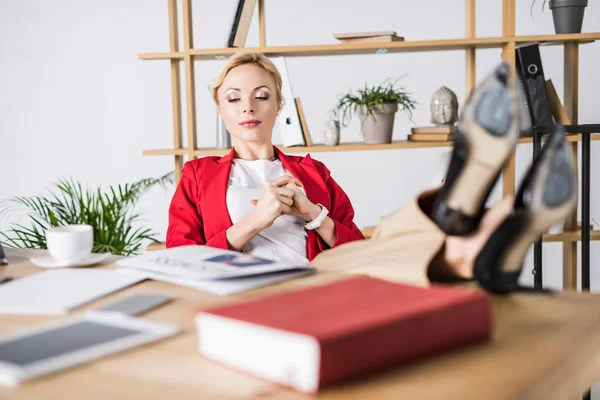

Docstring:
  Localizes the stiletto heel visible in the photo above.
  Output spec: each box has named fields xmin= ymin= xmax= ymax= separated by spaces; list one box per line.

xmin=473 ymin=125 xmax=577 ymax=294
xmin=432 ymin=62 xmax=520 ymax=236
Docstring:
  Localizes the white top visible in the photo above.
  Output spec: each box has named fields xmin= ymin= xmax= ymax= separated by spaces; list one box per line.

xmin=226 ymin=159 xmax=309 ymax=265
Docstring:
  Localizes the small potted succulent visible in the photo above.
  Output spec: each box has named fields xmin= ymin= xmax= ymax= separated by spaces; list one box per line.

xmin=333 ymin=77 xmax=416 ymax=144
xmin=532 ymin=0 xmax=588 ymax=34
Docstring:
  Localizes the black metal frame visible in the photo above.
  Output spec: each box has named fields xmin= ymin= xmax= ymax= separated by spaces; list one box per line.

xmin=531 ymin=125 xmax=597 ymax=400
xmin=531 ymin=124 xmax=598 ymax=292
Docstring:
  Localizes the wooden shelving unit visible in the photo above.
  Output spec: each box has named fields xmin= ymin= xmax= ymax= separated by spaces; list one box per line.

xmin=544 ymin=230 xmax=600 ymax=243
xmin=139 ymin=0 xmax=598 ymax=288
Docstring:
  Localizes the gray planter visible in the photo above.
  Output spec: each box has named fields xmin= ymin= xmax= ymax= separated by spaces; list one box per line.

xmin=358 ymin=104 xmax=398 ymax=144
xmin=549 ymin=0 xmax=587 ymax=34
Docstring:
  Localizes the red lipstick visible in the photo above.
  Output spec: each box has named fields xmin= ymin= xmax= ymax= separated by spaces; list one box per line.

xmin=239 ymin=119 xmax=262 ymax=128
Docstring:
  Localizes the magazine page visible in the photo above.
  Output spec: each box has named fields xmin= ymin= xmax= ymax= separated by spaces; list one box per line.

xmin=116 ymin=245 xmax=309 ymax=280
xmin=118 ymin=267 xmax=316 ymax=296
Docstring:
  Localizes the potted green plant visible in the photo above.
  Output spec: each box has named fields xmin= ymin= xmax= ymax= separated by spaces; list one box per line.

xmin=0 ymin=172 xmax=173 ymax=256
xmin=532 ymin=0 xmax=588 ymax=34
xmin=333 ymin=77 xmax=416 ymax=144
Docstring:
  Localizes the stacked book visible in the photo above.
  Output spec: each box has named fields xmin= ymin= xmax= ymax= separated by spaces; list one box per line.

xmin=227 ymin=0 xmax=257 ymax=48
xmin=408 ymin=125 xmax=456 ymax=142
xmin=333 ymin=30 xmax=404 ymax=44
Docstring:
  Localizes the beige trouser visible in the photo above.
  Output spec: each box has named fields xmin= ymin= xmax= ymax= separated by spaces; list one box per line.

xmin=309 ymin=189 xmax=447 ymax=287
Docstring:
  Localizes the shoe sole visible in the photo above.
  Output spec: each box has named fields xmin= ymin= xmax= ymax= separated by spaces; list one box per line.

xmin=500 ymin=133 xmax=577 ymax=274
xmin=433 ymin=62 xmax=520 ymax=236
xmin=446 ymin=120 xmax=519 ymax=216
xmin=473 ymin=129 xmax=577 ymax=293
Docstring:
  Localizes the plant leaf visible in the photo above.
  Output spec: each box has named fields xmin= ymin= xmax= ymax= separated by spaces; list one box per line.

xmin=1 ymin=172 xmax=174 ymax=256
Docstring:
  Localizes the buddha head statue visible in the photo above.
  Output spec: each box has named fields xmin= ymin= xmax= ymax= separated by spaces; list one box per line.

xmin=430 ymin=86 xmax=459 ymax=126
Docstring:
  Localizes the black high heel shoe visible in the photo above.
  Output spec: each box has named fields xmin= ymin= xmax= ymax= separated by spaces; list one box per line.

xmin=473 ymin=125 xmax=577 ymax=294
xmin=432 ymin=62 xmax=520 ymax=236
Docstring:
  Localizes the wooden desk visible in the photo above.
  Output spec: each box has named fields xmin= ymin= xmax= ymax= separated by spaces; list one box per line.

xmin=1 ymin=248 xmax=600 ymax=400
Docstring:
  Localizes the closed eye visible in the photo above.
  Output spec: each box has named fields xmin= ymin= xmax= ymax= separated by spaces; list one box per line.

xmin=256 ymin=96 xmax=269 ymax=100
xmin=228 ymin=98 xmax=240 ymax=103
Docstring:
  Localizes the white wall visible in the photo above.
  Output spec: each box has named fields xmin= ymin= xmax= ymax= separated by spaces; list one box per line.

xmin=2 ymin=1 xmax=600 ymax=285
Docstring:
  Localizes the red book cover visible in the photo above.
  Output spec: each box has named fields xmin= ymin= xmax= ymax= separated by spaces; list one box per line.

xmin=196 ymin=276 xmax=491 ymax=393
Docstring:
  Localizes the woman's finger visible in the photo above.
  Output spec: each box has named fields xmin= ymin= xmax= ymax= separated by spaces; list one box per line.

xmin=275 ymin=187 xmax=295 ymax=198
xmin=267 ymin=175 xmax=303 ymax=188
xmin=276 ymin=194 xmax=294 ymax=207
xmin=279 ymin=203 xmax=292 ymax=215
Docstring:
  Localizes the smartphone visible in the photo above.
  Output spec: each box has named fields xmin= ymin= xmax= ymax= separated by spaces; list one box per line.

xmin=92 ymin=294 xmax=173 ymax=316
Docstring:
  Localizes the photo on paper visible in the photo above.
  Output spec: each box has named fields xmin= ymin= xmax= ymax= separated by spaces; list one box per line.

xmin=204 ymin=254 xmax=275 ymax=268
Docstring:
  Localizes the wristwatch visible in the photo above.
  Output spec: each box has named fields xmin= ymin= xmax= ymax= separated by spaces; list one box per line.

xmin=304 ymin=204 xmax=329 ymax=230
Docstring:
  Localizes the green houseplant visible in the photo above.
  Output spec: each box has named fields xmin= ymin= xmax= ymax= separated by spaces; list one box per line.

xmin=0 ymin=172 xmax=173 ymax=256
xmin=531 ymin=0 xmax=588 ymax=34
xmin=333 ymin=77 xmax=416 ymax=144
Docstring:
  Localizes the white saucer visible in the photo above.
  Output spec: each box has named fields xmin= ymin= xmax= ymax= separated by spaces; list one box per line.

xmin=30 ymin=252 xmax=112 ymax=269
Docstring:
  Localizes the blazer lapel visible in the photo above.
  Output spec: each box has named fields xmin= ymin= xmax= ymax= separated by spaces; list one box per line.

xmin=275 ymin=147 xmax=329 ymax=208
xmin=201 ymin=149 xmax=235 ymax=237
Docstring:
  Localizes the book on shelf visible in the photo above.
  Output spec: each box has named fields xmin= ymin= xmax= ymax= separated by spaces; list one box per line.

xmin=411 ymin=125 xmax=457 ymax=135
xmin=269 ymin=57 xmax=306 ymax=147
xmin=334 ymin=31 xmax=404 ymax=44
xmin=515 ymin=43 xmax=554 ymax=133
xmin=339 ymin=35 xmax=404 ymax=44
xmin=545 ymin=79 xmax=572 ymax=125
xmin=294 ymin=97 xmax=312 ymax=146
xmin=333 ymin=30 xmax=398 ymax=40
xmin=408 ymin=133 xmax=455 ymax=142
xmin=116 ymin=245 xmax=315 ymax=296
xmin=196 ymin=275 xmax=492 ymax=393
xmin=227 ymin=0 xmax=257 ymax=48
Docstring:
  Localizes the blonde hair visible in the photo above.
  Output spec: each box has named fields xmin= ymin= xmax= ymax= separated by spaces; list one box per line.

xmin=211 ymin=51 xmax=283 ymax=106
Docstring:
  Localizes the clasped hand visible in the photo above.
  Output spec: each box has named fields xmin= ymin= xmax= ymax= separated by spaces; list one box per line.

xmin=248 ymin=175 xmax=319 ymax=230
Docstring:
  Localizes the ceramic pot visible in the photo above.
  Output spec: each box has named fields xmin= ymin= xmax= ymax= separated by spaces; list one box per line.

xmin=549 ymin=0 xmax=587 ymax=34
xmin=358 ymin=104 xmax=398 ymax=144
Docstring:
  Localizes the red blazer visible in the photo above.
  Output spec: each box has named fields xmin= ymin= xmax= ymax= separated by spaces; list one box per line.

xmin=166 ymin=146 xmax=365 ymax=260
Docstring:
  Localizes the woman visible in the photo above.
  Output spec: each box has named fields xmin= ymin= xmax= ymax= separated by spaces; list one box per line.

xmin=166 ymin=51 xmax=365 ymax=264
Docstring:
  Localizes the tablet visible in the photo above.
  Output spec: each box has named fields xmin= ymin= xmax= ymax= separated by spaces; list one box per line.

xmin=0 ymin=313 xmax=179 ymax=387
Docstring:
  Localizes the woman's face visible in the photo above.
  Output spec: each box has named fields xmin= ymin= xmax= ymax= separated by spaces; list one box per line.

xmin=217 ymin=64 xmax=280 ymax=146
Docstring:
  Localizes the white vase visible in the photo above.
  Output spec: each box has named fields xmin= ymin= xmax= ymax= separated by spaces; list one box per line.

xmin=216 ymin=109 xmax=231 ymax=149
xmin=324 ymin=120 xmax=340 ymax=146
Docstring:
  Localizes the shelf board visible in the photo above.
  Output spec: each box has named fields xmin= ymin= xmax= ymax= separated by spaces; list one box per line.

xmin=360 ymin=227 xmax=600 ymax=242
xmin=520 ymin=133 xmax=600 ymax=143
xmin=138 ymin=52 xmax=184 ymax=60
xmin=143 ymin=148 xmax=188 ymax=156
xmin=147 ymin=242 xmax=167 ymax=251
xmin=142 ymin=133 xmax=600 ymax=157
xmin=543 ymin=230 xmax=600 ymax=242
xmin=192 ymin=140 xmax=458 ymax=156
xmin=138 ymin=33 xmax=600 ymax=61
xmin=148 ymin=230 xmax=600 ymax=244
xmin=187 ymin=37 xmax=509 ymax=60
xmin=515 ymin=32 xmax=600 ymax=45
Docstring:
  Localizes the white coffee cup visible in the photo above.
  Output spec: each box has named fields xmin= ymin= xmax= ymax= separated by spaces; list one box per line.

xmin=45 ymin=224 xmax=94 ymax=263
